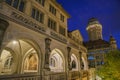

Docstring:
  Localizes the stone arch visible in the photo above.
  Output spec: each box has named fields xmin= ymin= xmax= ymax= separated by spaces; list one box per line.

xmin=71 ymin=54 xmax=79 ymax=71
xmin=81 ymin=56 xmax=88 ymax=70
xmin=23 ymin=48 xmax=39 ymax=73
xmin=0 ymin=38 xmax=42 ymax=75
xmin=0 ymin=48 xmax=17 ymax=75
xmin=49 ymin=48 xmax=65 ymax=72
xmin=0 ymin=18 xmax=9 ymax=48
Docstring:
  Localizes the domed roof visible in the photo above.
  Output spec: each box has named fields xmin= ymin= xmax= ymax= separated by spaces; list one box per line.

xmin=88 ymin=17 xmax=100 ymax=25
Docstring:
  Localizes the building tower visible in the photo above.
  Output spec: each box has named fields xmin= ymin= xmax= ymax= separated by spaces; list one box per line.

xmin=109 ymin=36 xmax=117 ymax=49
xmin=86 ymin=18 xmax=103 ymax=41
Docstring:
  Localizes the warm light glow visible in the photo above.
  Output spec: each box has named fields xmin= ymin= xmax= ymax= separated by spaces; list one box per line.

xmin=12 ymin=40 xmax=17 ymax=45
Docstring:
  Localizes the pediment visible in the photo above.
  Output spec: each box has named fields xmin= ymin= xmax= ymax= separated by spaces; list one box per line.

xmin=71 ymin=30 xmax=83 ymax=41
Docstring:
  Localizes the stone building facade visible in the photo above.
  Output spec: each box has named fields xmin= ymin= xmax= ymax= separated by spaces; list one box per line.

xmin=0 ymin=0 xmax=88 ymax=80
xmin=84 ymin=18 xmax=117 ymax=69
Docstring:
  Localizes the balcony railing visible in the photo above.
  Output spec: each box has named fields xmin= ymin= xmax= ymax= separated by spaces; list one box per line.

xmin=69 ymin=71 xmax=80 ymax=79
xmin=50 ymin=72 xmax=66 ymax=80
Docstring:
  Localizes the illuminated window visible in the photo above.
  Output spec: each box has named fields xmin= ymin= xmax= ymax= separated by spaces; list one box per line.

xmin=31 ymin=8 xmax=44 ymax=23
xmin=5 ymin=0 xmax=25 ymax=12
xmin=24 ymin=53 xmax=38 ymax=72
xmin=50 ymin=58 xmax=56 ymax=67
xmin=0 ymin=50 xmax=13 ymax=73
xmin=48 ymin=18 xmax=56 ymax=31
xmin=4 ymin=57 xmax=13 ymax=69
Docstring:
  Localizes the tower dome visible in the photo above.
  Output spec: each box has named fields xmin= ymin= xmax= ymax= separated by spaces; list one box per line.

xmin=86 ymin=18 xmax=103 ymax=41
xmin=88 ymin=18 xmax=100 ymax=25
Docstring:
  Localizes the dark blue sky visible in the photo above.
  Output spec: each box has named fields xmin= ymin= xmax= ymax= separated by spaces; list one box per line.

xmin=57 ymin=0 xmax=120 ymax=48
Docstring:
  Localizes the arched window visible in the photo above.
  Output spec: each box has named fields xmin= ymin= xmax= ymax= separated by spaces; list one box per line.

xmin=49 ymin=49 xmax=65 ymax=72
xmin=0 ymin=50 xmax=13 ymax=74
xmin=50 ymin=58 xmax=56 ymax=67
xmin=4 ymin=57 xmax=13 ymax=69
xmin=72 ymin=60 xmax=76 ymax=69
xmin=24 ymin=51 xmax=38 ymax=72
xmin=71 ymin=54 xmax=78 ymax=71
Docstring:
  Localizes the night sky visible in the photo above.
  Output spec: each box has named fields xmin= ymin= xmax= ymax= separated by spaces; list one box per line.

xmin=57 ymin=0 xmax=120 ymax=49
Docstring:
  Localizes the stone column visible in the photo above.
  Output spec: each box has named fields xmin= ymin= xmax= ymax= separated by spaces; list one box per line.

xmin=67 ymin=46 xmax=71 ymax=80
xmin=24 ymin=0 xmax=32 ymax=16
xmin=44 ymin=38 xmax=51 ymax=70
xmin=79 ymin=51 xmax=83 ymax=80
xmin=79 ymin=51 xmax=82 ymax=69
xmin=0 ymin=18 xmax=9 ymax=49
xmin=67 ymin=46 xmax=71 ymax=70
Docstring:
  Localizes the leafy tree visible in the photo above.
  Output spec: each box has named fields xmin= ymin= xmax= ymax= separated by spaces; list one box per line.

xmin=97 ymin=50 xmax=120 ymax=80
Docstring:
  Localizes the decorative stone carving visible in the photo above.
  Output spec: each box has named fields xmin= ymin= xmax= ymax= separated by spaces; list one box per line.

xmin=11 ymin=12 xmax=45 ymax=33
xmin=79 ymin=51 xmax=83 ymax=69
xmin=67 ymin=47 xmax=72 ymax=70
xmin=44 ymin=38 xmax=51 ymax=70
xmin=0 ymin=18 xmax=9 ymax=49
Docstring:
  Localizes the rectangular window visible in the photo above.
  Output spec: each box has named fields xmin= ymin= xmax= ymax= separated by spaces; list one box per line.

xmin=5 ymin=0 xmax=12 ymax=5
xmin=19 ymin=1 xmax=25 ymax=12
xmin=5 ymin=0 xmax=25 ymax=12
xmin=59 ymin=26 xmax=66 ymax=36
xmin=39 ymin=12 xmax=44 ymax=23
xmin=32 ymin=8 xmax=36 ymax=19
xmin=36 ymin=11 xmax=40 ymax=21
xmin=49 ymin=5 xmax=56 ymax=15
xmin=31 ymin=8 xmax=44 ymax=23
xmin=13 ymin=0 xmax=19 ymax=9
xmin=60 ymin=14 xmax=64 ymax=22
xmin=48 ymin=18 xmax=57 ymax=31
xmin=36 ymin=0 xmax=45 ymax=6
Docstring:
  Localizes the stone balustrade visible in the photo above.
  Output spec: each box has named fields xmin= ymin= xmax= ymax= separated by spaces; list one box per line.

xmin=50 ymin=72 xmax=66 ymax=80
xmin=0 ymin=74 xmax=41 ymax=80
xmin=69 ymin=71 xmax=80 ymax=79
